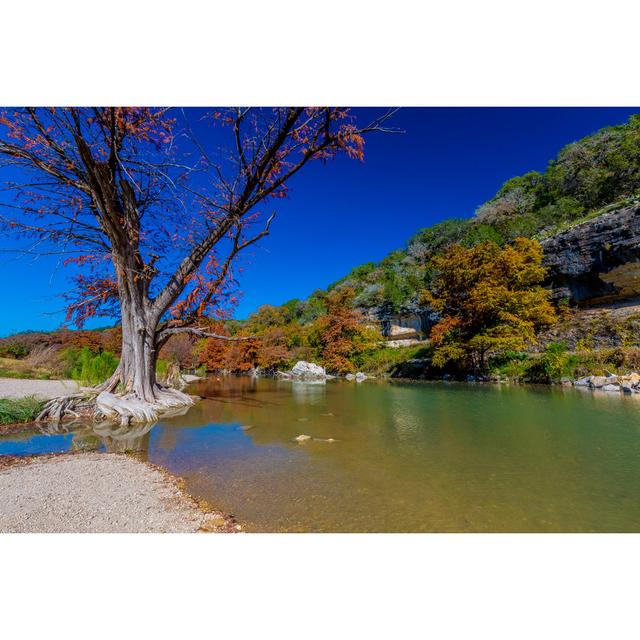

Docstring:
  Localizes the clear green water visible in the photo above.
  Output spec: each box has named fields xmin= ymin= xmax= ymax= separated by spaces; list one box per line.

xmin=3 ymin=377 xmax=640 ymax=532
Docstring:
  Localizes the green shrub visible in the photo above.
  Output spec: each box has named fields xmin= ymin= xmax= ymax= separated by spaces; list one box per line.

xmin=65 ymin=347 xmax=118 ymax=386
xmin=6 ymin=343 xmax=28 ymax=359
xmin=0 ymin=396 xmax=45 ymax=424
xmin=357 ymin=344 xmax=430 ymax=376
xmin=489 ymin=351 xmax=531 ymax=379
xmin=526 ymin=342 xmax=576 ymax=382
xmin=156 ymin=358 xmax=170 ymax=381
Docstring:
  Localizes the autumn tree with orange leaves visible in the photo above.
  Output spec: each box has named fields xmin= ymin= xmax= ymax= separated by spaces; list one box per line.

xmin=423 ymin=238 xmax=557 ymax=372
xmin=309 ymin=288 xmax=381 ymax=374
xmin=0 ymin=107 xmax=395 ymax=421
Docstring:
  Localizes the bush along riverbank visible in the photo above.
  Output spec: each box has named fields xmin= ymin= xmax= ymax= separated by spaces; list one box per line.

xmin=381 ymin=341 xmax=640 ymax=394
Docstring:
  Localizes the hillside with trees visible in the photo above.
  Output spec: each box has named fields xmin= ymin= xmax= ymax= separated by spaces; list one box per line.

xmin=2 ymin=114 xmax=640 ymax=383
xmin=189 ymin=113 xmax=640 ymax=377
xmin=332 ymin=113 xmax=640 ymax=315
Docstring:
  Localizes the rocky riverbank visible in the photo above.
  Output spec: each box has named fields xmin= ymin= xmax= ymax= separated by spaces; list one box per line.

xmin=570 ymin=372 xmax=640 ymax=393
xmin=0 ymin=452 xmax=241 ymax=533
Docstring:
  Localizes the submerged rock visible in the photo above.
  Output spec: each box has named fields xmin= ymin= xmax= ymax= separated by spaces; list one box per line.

xmin=295 ymin=434 xmax=312 ymax=443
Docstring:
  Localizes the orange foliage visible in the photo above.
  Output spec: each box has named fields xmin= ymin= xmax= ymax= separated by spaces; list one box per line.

xmin=197 ymin=324 xmax=232 ymax=371
xmin=255 ymin=327 xmax=292 ymax=370
xmin=309 ymin=288 xmax=379 ymax=374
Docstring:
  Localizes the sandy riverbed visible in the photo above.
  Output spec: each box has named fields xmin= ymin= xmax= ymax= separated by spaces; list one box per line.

xmin=0 ymin=453 xmax=238 ymax=533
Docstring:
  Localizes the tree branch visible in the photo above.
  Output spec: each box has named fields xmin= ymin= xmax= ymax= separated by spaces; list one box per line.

xmin=155 ymin=325 xmax=254 ymax=347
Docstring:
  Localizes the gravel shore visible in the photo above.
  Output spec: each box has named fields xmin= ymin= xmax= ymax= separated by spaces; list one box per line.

xmin=0 ymin=453 xmax=238 ymax=533
xmin=0 ymin=377 xmax=80 ymax=399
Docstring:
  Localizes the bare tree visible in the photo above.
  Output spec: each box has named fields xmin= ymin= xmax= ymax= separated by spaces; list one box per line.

xmin=0 ymin=107 xmax=396 ymax=422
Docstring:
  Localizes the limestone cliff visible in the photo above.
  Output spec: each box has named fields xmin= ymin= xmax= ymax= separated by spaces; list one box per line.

xmin=541 ymin=204 xmax=640 ymax=306
xmin=373 ymin=203 xmax=640 ymax=337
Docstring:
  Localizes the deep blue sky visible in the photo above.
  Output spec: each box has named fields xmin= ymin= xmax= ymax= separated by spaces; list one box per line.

xmin=1 ymin=107 xmax=638 ymax=336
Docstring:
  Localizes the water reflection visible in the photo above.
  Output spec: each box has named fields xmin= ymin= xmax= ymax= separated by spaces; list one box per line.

xmin=32 ymin=419 xmax=154 ymax=454
xmin=290 ymin=380 xmax=327 ymax=405
xmin=3 ymin=378 xmax=640 ymax=532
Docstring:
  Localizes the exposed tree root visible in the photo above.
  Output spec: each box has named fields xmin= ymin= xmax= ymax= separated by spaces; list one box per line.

xmin=96 ymin=392 xmax=158 ymax=425
xmin=36 ymin=393 xmax=98 ymax=423
xmin=36 ymin=384 xmax=197 ymax=427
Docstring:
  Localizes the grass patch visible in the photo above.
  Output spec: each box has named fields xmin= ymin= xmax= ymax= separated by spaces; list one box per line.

xmin=0 ymin=396 xmax=45 ymax=425
xmin=0 ymin=356 xmax=57 ymax=380
xmin=0 ymin=368 xmax=33 ymax=379
xmin=489 ymin=344 xmax=640 ymax=383
xmin=358 ymin=343 xmax=431 ymax=376
xmin=536 ymin=195 xmax=640 ymax=241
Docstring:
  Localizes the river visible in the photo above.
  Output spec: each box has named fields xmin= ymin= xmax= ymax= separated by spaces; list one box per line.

xmin=2 ymin=377 xmax=640 ymax=532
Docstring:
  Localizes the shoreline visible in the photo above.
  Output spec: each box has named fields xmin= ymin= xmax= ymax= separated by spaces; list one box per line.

xmin=0 ymin=451 xmax=241 ymax=533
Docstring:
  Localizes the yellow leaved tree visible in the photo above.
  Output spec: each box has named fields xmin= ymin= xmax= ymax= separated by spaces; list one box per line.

xmin=422 ymin=238 xmax=557 ymax=372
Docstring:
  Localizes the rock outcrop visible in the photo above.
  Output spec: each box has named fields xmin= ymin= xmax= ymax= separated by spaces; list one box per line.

xmin=371 ymin=203 xmax=640 ymax=336
xmin=541 ymin=204 xmax=640 ymax=305
xmin=572 ymin=371 xmax=640 ymax=393
xmin=377 ymin=304 xmax=439 ymax=339
xmin=280 ymin=361 xmax=328 ymax=381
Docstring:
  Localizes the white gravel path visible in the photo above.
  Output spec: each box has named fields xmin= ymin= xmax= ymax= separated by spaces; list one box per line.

xmin=0 ymin=453 xmax=224 ymax=533
xmin=0 ymin=377 xmax=80 ymax=399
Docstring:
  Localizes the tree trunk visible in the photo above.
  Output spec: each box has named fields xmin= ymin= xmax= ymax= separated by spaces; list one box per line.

xmin=117 ymin=298 xmax=158 ymax=402
xmin=94 ymin=270 xmax=194 ymax=424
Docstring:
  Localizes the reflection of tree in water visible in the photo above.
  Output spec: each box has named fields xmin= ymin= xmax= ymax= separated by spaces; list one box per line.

xmin=38 ymin=419 xmax=153 ymax=454
xmin=37 ymin=403 xmax=192 ymax=454
xmin=91 ymin=420 xmax=154 ymax=453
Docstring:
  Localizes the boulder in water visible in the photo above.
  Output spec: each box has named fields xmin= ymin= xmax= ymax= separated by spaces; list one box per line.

xmin=290 ymin=361 xmax=327 ymax=380
xmin=588 ymin=376 xmax=610 ymax=388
